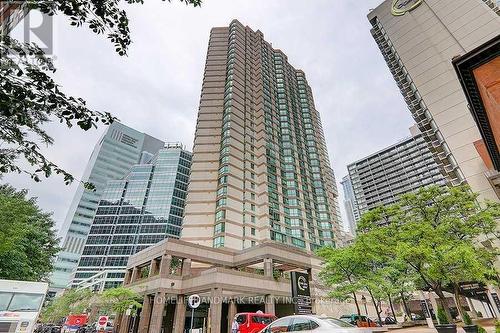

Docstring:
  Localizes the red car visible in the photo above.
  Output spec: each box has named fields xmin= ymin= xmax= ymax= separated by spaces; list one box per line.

xmin=233 ymin=312 xmax=277 ymax=333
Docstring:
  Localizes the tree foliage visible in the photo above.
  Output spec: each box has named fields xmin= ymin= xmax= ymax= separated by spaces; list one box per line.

xmin=40 ymin=289 xmax=94 ymax=324
xmin=0 ymin=184 xmax=60 ymax=281
xmin=40 ymin=286 xmax=142 ymax=324
xmin=317 ymin=245 xmax=365 ymax=314
xmin=319 ymin=185 xmax=499 ymax=323
xmin=99 ymin=286 xmax=142 ymax=316
xmin=0 ymin=0 xmax=201 ymax=185
xmin=0 ymin=36 xmax=114 ymax=186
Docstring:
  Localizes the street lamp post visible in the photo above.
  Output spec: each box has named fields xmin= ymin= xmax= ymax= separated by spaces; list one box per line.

xmin=361 ymin=295 xmax=368 ymax=316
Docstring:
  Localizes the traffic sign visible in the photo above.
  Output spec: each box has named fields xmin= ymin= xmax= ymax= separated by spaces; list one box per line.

xmin=188 ymin=294 xmax=201 ymax=309
xmin=98 ymin=316 xmax=108 ymax=327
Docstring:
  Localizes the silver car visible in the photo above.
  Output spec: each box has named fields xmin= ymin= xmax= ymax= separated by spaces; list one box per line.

xmin=259 ymin=315 xmax=373 ymax=333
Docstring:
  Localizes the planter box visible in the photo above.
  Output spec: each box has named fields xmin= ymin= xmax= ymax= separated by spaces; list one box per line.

xmin=463 ymin=325 xmax=478 ymax=333
xmin=435 ymin=324 xmax=457 ymax=333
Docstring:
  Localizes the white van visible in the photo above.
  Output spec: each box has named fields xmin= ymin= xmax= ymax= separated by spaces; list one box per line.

xmin=0 ymin=279 xmax=49 ymax=333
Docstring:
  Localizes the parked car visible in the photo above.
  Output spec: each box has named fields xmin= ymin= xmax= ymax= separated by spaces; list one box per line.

xmin=234 ymin=312 xmax=277 ymax=333
xmin=339 ymin=314 xmax=378 ymax=328
xmin=259 ymin=315 xmax=373 ymax=332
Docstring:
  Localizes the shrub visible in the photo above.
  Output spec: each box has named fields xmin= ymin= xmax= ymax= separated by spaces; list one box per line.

xmin=437 ymin=308 xmax=449 ymax=325
xmin=495 ymin=320 xmax=500 ymax=333
xmin=462 ymin=312 xmax=472 ymax=326
xmin=478 ymin=326 xmax=486 ymax=333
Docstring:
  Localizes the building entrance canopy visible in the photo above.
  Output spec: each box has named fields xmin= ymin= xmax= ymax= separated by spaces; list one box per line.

xmin=119 ymin=239 xmax=324 ymax=333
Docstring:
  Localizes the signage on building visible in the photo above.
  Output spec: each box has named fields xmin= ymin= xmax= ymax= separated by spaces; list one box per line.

xmin=391 ymin=0 xmax=423 ymax=16
xmin=291 ymin=271 xmax=312 ymax=315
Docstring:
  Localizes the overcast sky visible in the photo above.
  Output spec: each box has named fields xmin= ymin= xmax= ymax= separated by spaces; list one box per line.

xmin=5 ymin=0 xmax=414 ymax=234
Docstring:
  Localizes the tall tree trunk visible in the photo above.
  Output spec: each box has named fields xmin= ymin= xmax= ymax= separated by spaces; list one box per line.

xmin=453 ymin=283 xmax=465 ymax=320
xmin=400 ymin=291 xmax=411 ymax=318
xmin=368 ymin=289 xmax=383 ymax=325
xmin=435 ymin=287 xmax=453 ymax=323
xmin=115 ymin=313 xmax=122 ymax=333
xmin=388 ymin=294 xmax=398 ymax=323
xmin=352 ymin=292 xmax=361 ymax=315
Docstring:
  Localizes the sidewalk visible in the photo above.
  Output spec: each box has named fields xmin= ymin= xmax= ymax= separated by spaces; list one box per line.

xmin=388 ymin=325 xmax=496 ymax=333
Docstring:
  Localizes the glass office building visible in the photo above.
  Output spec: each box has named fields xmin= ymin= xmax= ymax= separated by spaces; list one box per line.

xmin=340 ymin=175 xmax=359 ymax=236
xmin=72 ymin=144 xmax=192 ymax=289
xmin=50 ymin=122 xmax=164 ymax=292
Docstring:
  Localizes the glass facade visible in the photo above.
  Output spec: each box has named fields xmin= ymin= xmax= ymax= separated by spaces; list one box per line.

xmin=50 ymin=122 xmax=164 ymax=291
xmin=340 ymin=176 xmax=359 ymax=236
xmin=72 ymin=144 xmax=192 ymax=289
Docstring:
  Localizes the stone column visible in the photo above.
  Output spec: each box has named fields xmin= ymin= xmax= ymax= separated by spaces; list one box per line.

xmin=149 ymin=259 xmax=159 ymax=277
xmin=307 ymin=268 xmax=317 ymax=314
xmin=210 ymin=288 xmax=223 ymax=333
xmin=264 ymin=295 xmax=275 ymax=315
xmin=159 ymin=254 xmax=173 ymax=278
xmin=182 ymin=258 xmax=192 ymax=277
xmin=123 ymin=269 xmax=132 ymax=285
xmin=130 ymin=267 xmax=140 ymax=283
xmin=149 ymin=292 xmax=166 ymax=333
xmin=263 ymin=258 xmax=273 ymax=277
xmin=227 ymin=299 xmax=237 ymax=333
xmin=173 ymin=295 xmax=186 ymax=333
xmin=138 ymin=295 xmax=152 ymax=333
xmin=119 ymin=313 xmax=130 ymax=333
xmin=311 ymin=296 xmax=317 ymax=315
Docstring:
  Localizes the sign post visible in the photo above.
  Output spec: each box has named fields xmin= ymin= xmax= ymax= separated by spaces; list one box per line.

xmin=188 ymin=294 xmax=201 ymax=333
xmin=290 ymin=271 xmax=312 ymax=315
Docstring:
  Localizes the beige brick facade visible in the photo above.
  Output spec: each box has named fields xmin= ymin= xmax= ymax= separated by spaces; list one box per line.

xmin=368 ymin=0 xmax=500 ymax=201
xmin=182 ymin=20 xmax=342 ymax=251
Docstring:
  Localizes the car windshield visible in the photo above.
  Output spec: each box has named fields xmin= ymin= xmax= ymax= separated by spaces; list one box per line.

xmin=324 ymin=318 xmax=355 ymax=328
xmin=1 ymin=293 xmax=44 ymax=312
xmin=0 ymin=292 xmax=13 ymax=311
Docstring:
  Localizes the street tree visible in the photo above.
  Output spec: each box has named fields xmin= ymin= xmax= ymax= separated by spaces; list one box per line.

xmin=1 ymin=0 xmax=201 ymax=186
xmin=40 ymin=289 xmax=93 ymax=323
xmin=440 ymin=243 xmax=495 ymax=319
xmin=41 ymin=286 xmax=142 ymax=324
xmin=358 ymin=185 xmax=500 ymax=322
xmin=317 ymin=245 xmax=365 ymax=315
xmin=0 ymin=184 xmax=60 ymax=281
xmin=99 ymin=286 xmax=142 ymax=317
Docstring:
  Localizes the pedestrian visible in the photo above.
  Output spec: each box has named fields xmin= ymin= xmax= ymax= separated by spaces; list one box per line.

xmin=231 ymin=318 xmax=239 ymax=333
